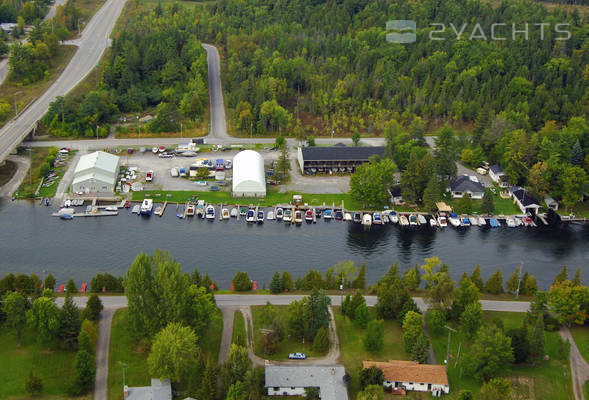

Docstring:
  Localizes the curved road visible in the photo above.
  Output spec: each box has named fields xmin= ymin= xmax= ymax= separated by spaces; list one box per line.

xmin=0 ymin=0 xmax=128 ymax=163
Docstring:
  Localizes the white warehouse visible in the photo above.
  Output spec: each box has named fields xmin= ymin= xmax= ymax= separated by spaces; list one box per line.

xmin=71 ymin=151 xmax=120 ymax=194
xmin=232 ymin=150 xmax=266 ymax=197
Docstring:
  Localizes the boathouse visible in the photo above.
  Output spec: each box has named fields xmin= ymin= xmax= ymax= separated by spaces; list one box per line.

xmin=72 ymin=151 xmax=120 ymax=193
xmin=448 ymin=175 xmax=485 ymax=199
xmin=362 ymin=360 xmax=449 ymax=397
xmin=510 ymin=187 xmax=541 ymax=214
xmin=265 ymin=365 xmax=349 ymax=400
xmin=232 ymin=150 xmax=266 ymax=197
xmin=297 ymin=145 xmax=385 ymax=174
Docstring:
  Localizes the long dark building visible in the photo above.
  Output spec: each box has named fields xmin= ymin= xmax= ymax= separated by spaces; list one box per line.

xmin=297 ymin=145 xmax=385 ymax=174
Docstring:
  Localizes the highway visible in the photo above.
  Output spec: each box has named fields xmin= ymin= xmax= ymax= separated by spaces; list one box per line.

xmin=0 ymin=0 xmax=128 ymax=163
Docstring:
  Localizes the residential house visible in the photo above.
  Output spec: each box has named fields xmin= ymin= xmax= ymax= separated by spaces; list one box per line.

xmin=124 ymin=379 xmax=171 ymax=400
xmin=510 ymin=187 xmax=541 ymax=214
xmin=448 ymin=175 xmax=485 ymax=199
xmin=488 ymin=164 xmax=505 ymax=184
xmin=297 ymin=145 xmax=385 ymax=174
xmin=265 ymin=364 xmax=349 ymax=400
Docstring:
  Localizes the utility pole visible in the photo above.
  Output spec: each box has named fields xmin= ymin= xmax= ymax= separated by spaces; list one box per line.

xmin=340 ymin=275 xmax=344 ymax=306
xmin=515 ymin=261 xmax=524 ymax=299
xmin=444 ymin=325 xmax=456 ymax=372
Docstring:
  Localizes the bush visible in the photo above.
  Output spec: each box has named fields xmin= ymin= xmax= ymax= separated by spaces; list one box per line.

xmin=269 ymin=272 xmax=282 ymax=294
xmin=25 ymin=371 xmax=43 ymax=396
xmin=65 ymin=278 xmax=77 ymax=294
xmin=360 ymin=366 xmax=384 ymax=389
xmin=312 ymin=326 xmax=329 ymax=352
xmin=232 ymin=271 xmax=252 ymax=291
xmin=363 ymin=319 xmax=384 ymax=353
xmin=83 ymin=294 xmax=103 ymax=321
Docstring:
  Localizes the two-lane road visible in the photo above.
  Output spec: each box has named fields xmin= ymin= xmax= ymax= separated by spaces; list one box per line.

xmin=0 ymin=0 xmax=128 ymax=163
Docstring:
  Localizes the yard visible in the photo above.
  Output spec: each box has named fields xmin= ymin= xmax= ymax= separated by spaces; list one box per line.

xmin=570 ymin=325 xmax=589 ymax=363
xmin=446 ymin=191 xmax=521 ymax=216
xmin=426 ymin=311 xmax=574 ymax=399
xmin=0 ymin=327 xmax=83 ymax=399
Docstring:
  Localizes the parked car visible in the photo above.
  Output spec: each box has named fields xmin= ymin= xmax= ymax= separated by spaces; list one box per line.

xmin=224 ymin=160 xmax=232 ymax=169
xmin=209 ymin=185 xmax=220 ymax=191
xmin=288 ymin=352 xmax=307 ymax=360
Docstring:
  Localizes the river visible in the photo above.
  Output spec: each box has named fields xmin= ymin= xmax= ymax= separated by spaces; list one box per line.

xmin=0 ymin=200 xmax=587 ymax=289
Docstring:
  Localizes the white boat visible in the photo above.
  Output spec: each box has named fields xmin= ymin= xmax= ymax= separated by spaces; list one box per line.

xmin=132 ymin=205 xmax=140 ymax=214
xmin=283 ymin=209 xmax=292 ymax=223
xmin=105 ymin=206 xmax=118 ymax=212
xmin=246 ymin=209 xmax=256 ymax=223
xmin=222 ymin=208 xmax=230 ymax=219
xmin=230 ymin=208 xmax=238 ymax=217
xmin=389 ymin=211 xmax=398 ymax=224
xmin=85 ymin=205 xmax=92 ymax=214
xmin=409 ymin=214 xmax=418 ymax=226
xmin=146 ymin=170 xmax=153 ymax=182
xmin=186 ymin=203 xmax=195 ymax=216
xmin=64 ymin=199 xmax=71 ymax=207
xmin=417 ymin=214 xmax=427 ymax=225
xmin=140 ymin=199 xmax=153 ymax=215
xmin=152 ymin=147 xmax=158 ymax=154
xmin=267 ymin=211 xmax=275 ymax=220
xmin=448 ymin=213 xmax=461 ymax=227
xmin=382 ymin=215 xmax=389 ymax=224
xmin=373 ymin=212 xmax=382 ymax=225
xmin=323 ymin=209 xmax=333 ymax=220
xmin=399 ymin=214 xmax=409 ymax=226
xmin=362 ymin=213 xmax=372 ymax=226
xmin=196 ymin=200 xmax=205 ymax=218
xmin=257 ymin=210 xmax=265 ymax=223
xmin=276 ymin=208 xmax=284 ymax=220
xmin=170 ymin=168 xmax=179 ymax=177
xmin=294 ymin=210 xmax=303 ymax=224
xmin=344 ymin=213 xmax=352 ymax=221
xmin=506 ymin=216 xmax=517 ymax=227
xmin=437 ymin=216 xmax=447 ymax=228
xmin=470 ymin=216 xmax=479 ymax=226
xmin=478 ymin=216 xmax=486 ymax=226
xmin=205 ymin=205 xmax=215 ymax=220
xmin=430 ymin=218 xmax=438 ymax=227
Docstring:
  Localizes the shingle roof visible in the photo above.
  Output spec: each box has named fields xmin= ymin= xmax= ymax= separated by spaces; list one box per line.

xmin=363 ymin=361 xmax=448 ymax=386
xmin=301 ymin=146 xmax=385 ymax=161
xmin=449 ymin=175 xmax=484 ymax=193
xmin=512 ymin=189 xmax=539 ymax=207
xmin=126 ymin=379 xmax=171 ymax=400
xmin=265 ymin=365 xmax=349 ymax=400
xmin=489 ymin=164 xmax=504 ymax=175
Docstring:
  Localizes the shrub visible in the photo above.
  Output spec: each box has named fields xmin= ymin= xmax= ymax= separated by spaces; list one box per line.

xmin=312 ymin=326 xmax=329 ymax=352
xmin=25 ymin=371 xmax=43 ymax=396
xmin=232 ymin=271 xmax=252 ymax=291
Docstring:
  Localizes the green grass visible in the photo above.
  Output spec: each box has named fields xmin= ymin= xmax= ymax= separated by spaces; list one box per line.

xmin=569 ymin=201 xmax=589 ymax=218
xmin=14 ymin=147 xmax=52 ymax=199
xmin=570 ymin=325 xmax=589 ymax=363
xmin=334 ymin=307 xmax=410 ymax=399
xmin=0 ymin=327 xmax=82 ymax=399
xmin=232 ymin=310 xmax=246 ymax=345
xmin=200 ymin=307 xmax=223 ymax=362
xmin=446 ymin=192 xmax=521 ymax=216
xmin=131 ymin=190 xmax=363 ymax=209
xmin=585 ymin=380 xmax=589 ymax=399
xmin=426 ymin=311 xmax=574 ymax=399
xmin=251 ymin=305 xmax=327 ymax=361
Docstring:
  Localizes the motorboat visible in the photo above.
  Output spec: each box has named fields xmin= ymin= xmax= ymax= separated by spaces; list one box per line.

xmin=240 ymin=207 xmax=247 ymax=216
xmin=399 ymin=214 xmax=409 ymax=226
xmin=373 ymin=212 xmax=382 ymax=225
xmin=522 ymin=216 xmax=534 ymax=226
xmin=478 ymin=216 xmax=486 ymax=226
xmin=305 ymin=209 xmax=313 ymax=222
xmin=246 ymin=209 xmax=256 ymax=223
xmin=154 ymin=206 xmax=162 ymax=215
xmin=430 ymin=217 xmax=438 ymax=227
xmin=105 ymin=206 xmax=118 ymax=212
xmin=417 ymin=214 xmax=427 ymax=225
xmin=230 ymin=208 xmax=238 ymax=217
xmin=283 ymin=209 xmax=292 ymax=223
xmin=205 ymin=205 xmax=215 ymax=220
xmin=461 ymin=217 xmax=471 ymax=226
xmin=389 ymin=211 xmax=398 ymax=224
xmin=315 ymin=208 xmax=322 ymax=218
xmin=334 ymin=209 xmax=343 ymax=220
xmin=179 ymin=168 xmax=187 ymax=177
xmin=64 ymin=199 xmax=71 ymax=207
xmin=222 ymin=208 xmax=230 ymax=220
xmin=170 ymin=168 xmax=179 ymax=177
xmin=323 ymin=209 xmax=333 ymax=220
xmin=257 ymin=210 xmax=264 ymax=223
xmin=448 ymin=212 xmax=461 ymax=227
xmin=186 ymin=203 xmax=195 ymax=216
xmin=152 ymin=147 xmax=158 ymax=154
xmin=124 ymin=201 xmax=130 ymax=208
xmin=344 ymin=213 xmax=352 ymax=221
xmin=294 ymin=210 xmax=303 ymax=224
xmin=159 ymin=146 xmax=166 ymax=153
xmin=140 ymin=199 xmax=153 ymax=216
xmin=267 ymin=211 xmax=275 ymax=220
xmin=489 ymin=218 xmax=500 ymax=227
xmin=85 ymin=205 xmax=92 ymax=214
xmin=353 ymin=212 xmax=362 ymax=224
xmin=437 ymin=215 xmax=448 ymax=227
xmin=506 ymin=216 xmax=517 ymax=228
xmin=409 ymin=214 xmax=418 ymax=226
xmin=514 ymin=217 xmax=523 ymax=227
xmin=362 ymin=213 xmax=372 ymax=226
xmin=196 ymin=200 xmax=205 ymax=218
xmin=60 ymin=213 xmax=73 ymax=220
xmin=276 ymin=207 xmax=284 ymax=220
xmin=146 ymin=170 xmax=153 ymax=182
xmin=132 ymin=205 xmax=140 ymax=214
xmin=382 ymin=215 xmax=389 ymax=224
xmin=470 ymin=216 xmax=478 ymax=226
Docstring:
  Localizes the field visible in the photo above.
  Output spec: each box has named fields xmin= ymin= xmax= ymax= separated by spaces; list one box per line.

xmin=251 ymin=305 xmax=327 ymax=361
xmin=570 ymin=325 xmax=589 ymax=363
xmin=427 ymin=311 xmax=574 ymax=399
xmin=0 ymin=327 xmax=83 ymax=399
xmin=333 ymin=307 xmax=411 ymax=399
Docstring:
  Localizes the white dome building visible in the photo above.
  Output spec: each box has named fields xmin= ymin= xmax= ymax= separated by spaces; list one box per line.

xmin=232 ymin=150 xmax=266 ymax=197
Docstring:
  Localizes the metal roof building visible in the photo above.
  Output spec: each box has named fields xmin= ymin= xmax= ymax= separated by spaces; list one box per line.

xmin=124 ymin=379 xmax=171 ymax=400
xmin=265 ymin=364 xmax=349 ymax=400
xmin=297 ymin=145 xmax=385 ymax=174
xmin=232 ymin=150 xmax=266 ymax=197
xmin=72 ymin=151 xmax=120 ymax=193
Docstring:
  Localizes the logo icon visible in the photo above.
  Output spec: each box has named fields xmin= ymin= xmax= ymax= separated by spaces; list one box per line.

xmin=386 ymin=20 xmax=416 ymax=44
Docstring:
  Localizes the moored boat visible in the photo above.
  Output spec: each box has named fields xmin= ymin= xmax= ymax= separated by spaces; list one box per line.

xmin=222 ymin=208 xmax=230 ymax=219
xmin=417 ymin=214 xmax=427 ymax=225
xmin=470 ymin=216 xmax=479 ymax=226
xmin=399 ymin=214 xmax=409 ymax=226
xmin=353 ymin=212 xmax=362 ymax=224
xmin=140 ymin=199 xmax=153 ymax=216
xmin=205 ymin=205 xmax=215 ymax=220
xmin=267 ymin=211 xmax=275 ymax=220
xmin=344 ymin=213 xmax=352 ymax=221
xmin=276 ymin=207 xmax=284 ymax=220
xmin=506 ymin=216 xmax=517 ymax=227
xmin=246 ymin=209 xmax=256 ymax=223
xmin=230 ymin=208 xmax=238 ymax=217
xmin=294 ymin=210 xmax=303 ymax=224
xmin=132 ymin=204 xmax=140 ymax=214
xmin=362 ymin=213 xmax=372 ymax=226
xmin=373 ymin=212 xmax=382 ymax=225
xmin=461 ymin=217 xmax=471 ymax=226
xmin=305 ymin=209 xmax=313 ymax=222
xmin=448 ymin=212 xmax=461 ymax=227
xmin=437 ymin=215 xmax=448 ymax=227
xmin=257 ymin=210 xmax=264 ymax=223
xmin=409 ymin=214 xmax=418 ymax=226
xmin=478 ymin=216 xmax=486 ymax=226
xmin=389 ymin=211 xmax=399 ymax=224
xmin=240 ymin=207 xmax=247 ymax=216
xmin=186 ymin=203 xmax=195 ymax=216
xmin=283 ymin=209 xmax=292 ymax=223
xmin=489 ymin=218 xmax=500 ymax=228
xmin=334 ymin=209 xmax=343 ymax=220
xmin=323 ymin=209 xmax=333 ymax=220
xmin=430 ymin=217 xmax=438 ymax=227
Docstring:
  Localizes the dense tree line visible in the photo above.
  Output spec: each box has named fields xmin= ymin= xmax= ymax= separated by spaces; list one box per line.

xmin=0 ymin=0 xmax=51 ymax=25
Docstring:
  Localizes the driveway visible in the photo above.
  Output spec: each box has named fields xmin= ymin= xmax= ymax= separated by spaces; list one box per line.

xmin=559 ymin=326 xmax=589 ymax=400
xmin=0 ymin=155 xmax=30 ymax=197
xmin=94 ymin=308 xmax=115 ymax=400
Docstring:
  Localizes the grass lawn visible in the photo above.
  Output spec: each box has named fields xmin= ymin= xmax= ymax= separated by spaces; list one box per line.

xmin=570 ymin=325 xmax=589 ymax=363
xmin=251 ymin=305 xmax=327 ymax=361
xmin=132 ymin=190 xmax=363 ymax=209
xmin=585 ymin=380 xmax=589 ymax=399
xmin=14 ymin=147 xmax=52 ymax=198
xmin=233 ymin=310 xmax=246 ymax=345
xmin=200 ymin=306 xmax=223 ymax=362
xmin=446 ymin=192 xmax=521 ymax=216
xmin=0 ymin=327 xmax=83 ymax=399
xmin=427 ymin=311 xmax=574 ymax=399
xmin=0 ymin=46 xmax=77 ymax=130
xmin=334 ymin=307 xmax=410 ymax=399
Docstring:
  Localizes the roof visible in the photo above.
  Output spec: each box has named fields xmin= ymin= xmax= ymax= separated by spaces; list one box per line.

xmin=300 ymin=146 xmax=385 ymax=161
xmin=363 ymin=361 xmax=448 ymax=386
xmin=75 ymin=151 xmax=119 ymax=176
xmin=390 ymin=186 xmax=402 ymax=197
xmin=72 ymin=170 xmax=117 ymax=186
xmin=126 ymin=379 xmax=171 ymax=400
xmin=232 ymin=150 xmax=266 ymax=192
xmin=449 ymin=175 xmax=484 ymax=193
xmin=436 ymin=202 xmax=453 ymax=212
xmin=512 ymin=188 xmax=539 ymax=207
xmin=265 ymin=365 xmax=349 ymax=400
xmin=489 ymin=164 xmax=504 ymax=175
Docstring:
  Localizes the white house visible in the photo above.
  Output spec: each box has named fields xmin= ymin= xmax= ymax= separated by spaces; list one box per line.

xmin=488 ymin=164 xmax=504 ymax=183
xmin=448 ymin=175 xmax=485 ymax=199
xmin=232 ymin=150 xmax=266 ymax=197
xmin=265 ymin=365 xmax=349 ymax=400
xmin=72 ymin=151 xmax=120 ymax=193
xmin=124 ymin=379 xmax=171 ymax=400
xmin=510 ymin=187 xmax=541 ymax=214
xmin=363 ymin=360 xmax=449 ymax=397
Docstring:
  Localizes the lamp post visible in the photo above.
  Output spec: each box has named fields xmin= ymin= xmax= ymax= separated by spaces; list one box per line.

xmin=444 ymin=325 xmax=456 ymax=372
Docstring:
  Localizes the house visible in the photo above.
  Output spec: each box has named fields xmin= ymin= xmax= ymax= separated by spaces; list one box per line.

xmin=71 ymin=151 xmax=120 ymax=193
xmin=124 ymin=379 xmax=171 ymax=400
xmin=510 ymin=187 xmax=541 ymax=214
xmin=544 ymin=196 xmax=559 ymax=211
xmin=265 ymin=364 xmax=349 ymax=400
xmin=297 ymin=145 xmax=385 ymax=174
xmin=488 ymin=164 xmax=505 ymax=184
xmin=448 ymin=175 xmax=485 ymax=199
xmin=362 ymin=360 xmax=449 ymax=397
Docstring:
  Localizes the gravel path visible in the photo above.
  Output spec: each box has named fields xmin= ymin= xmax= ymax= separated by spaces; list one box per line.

xmin=218 ymin=306 xmax=238 ymax=365
xmin=94 ymin=308 xmax=115 ymax=400
xmin=559 ymin=326 xmax=589 ymax=400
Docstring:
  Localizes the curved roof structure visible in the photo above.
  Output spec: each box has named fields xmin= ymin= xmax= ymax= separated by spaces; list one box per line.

xmin=232 ymin=150 xmax=266 ymax=197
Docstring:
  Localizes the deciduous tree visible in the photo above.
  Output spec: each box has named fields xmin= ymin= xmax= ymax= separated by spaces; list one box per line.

xmin=148 ymin=323 xmax=199 ymax=384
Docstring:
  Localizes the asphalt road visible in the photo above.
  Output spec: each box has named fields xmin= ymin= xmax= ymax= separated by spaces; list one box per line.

xmin=0 ymin=0 xmax=128 ymax=163
xmin=202 ymin=43 xmax=229 ymax=140
xmin=94 ymin=308 xmax=115 ymax=400
xmin=560 ymin=326 xmax=589 ymax=400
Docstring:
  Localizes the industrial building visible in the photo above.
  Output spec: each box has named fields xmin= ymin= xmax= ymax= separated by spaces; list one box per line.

xmin=232 ymin=150 xmax=266 ymax=197
xmin=72 ymin=151 xmax=120 ymax=193
xmin=297 ymin=145 xmax=385 ymax=174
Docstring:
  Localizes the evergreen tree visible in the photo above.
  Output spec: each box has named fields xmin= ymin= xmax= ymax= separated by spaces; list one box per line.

xmin=409 ymin=333 xmax=429 ymax=363
xmin=572 ymin=268 xmax=582 ymax=286
xmin=553 ymin=266 xmax=568 ymax=285
xmin=470 ymin=265 xmax=484 ymax=291
xmin=528 ymin=314 xmax=545 ymax=360
xmin=460 ymin=302 xmax=483 ymax=339
xmin=281 ymin=271 xmax=294 ymax=292
xmin=485 ymin=268 xmax=504 ymax=294
xmin=422 ymin=175 xmax=441 ymax=210
xmin=83 ymin=294 xmax=103 ymax=321
xmin=348 ymin=291 xmax=366 ymax=320
xmin=312 ymin=326 xmax=329 ymax=352
xmin=59 ymin=293 xmax=82 ymax=350
xmin=232 ymin=271 xmax=252 ymax=291
xmin=363 ymin=319 xmax=384 ymax=353
xmin=480 ymin=189 xmax=495 ymax=215
xmin=523 ymin=274 xmax=538 ymax=296
xmin=354 ymin=303 xmax=370 ymax=328
xmin=197 ymin=358 xmax=217 ymax=400
xmin=455 ymin=193 xmax=472 ymax=214
xmin=403 ymin=265 xmax=421 ymax=291
xmin=77 ymin=330 xmax=93 ymax=354
xmin=506 ymin=268 xmax=521 ymax=294
xmin=269 ymin=272 xmax=283 ymax=294
xmin=65 ymin=278 xmax=77 ymax=294
xmin=341 ymin=294 xmax=351 ymax=316
xmin=353 ymin=263 xmax=366 ymax=289
xmin=360 ymin=366 xmax=384 ymax=389
xmin=74 ymin=350 xmax=95 ymax=393
xmin=571 ymin=140 xmax=584 ymax=166
xmin=44 ymin=274 xmax=56 ymax=292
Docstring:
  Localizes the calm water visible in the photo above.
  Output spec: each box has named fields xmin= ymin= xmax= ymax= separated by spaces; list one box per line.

xmin=0 ymin=200 xmax=587 ymax=289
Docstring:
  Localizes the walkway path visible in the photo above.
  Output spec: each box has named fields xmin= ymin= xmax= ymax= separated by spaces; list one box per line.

xmin=55 ymin=150 xmax=85 ymax=200
xmin=559 ymin=326 xmax=589 ymax=400
xmin=94 ymin=308 xmax=115 ymax=400
xmin=0 ymin=155 xmax=29 ymax=197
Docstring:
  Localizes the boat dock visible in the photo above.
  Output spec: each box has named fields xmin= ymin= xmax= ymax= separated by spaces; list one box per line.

xmin=52 ymin=211 xmax=118 ymax=218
